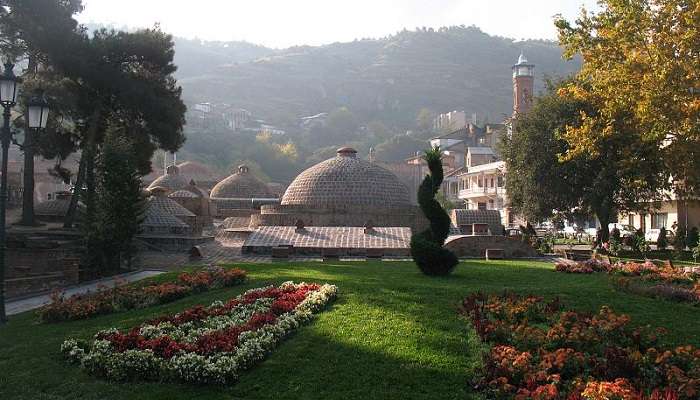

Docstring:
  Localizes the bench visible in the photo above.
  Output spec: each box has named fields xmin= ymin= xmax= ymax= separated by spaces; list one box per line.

xmin=485 ymin=248 xmax=504 ymax=260
xmin=564 ymin=249 xmax=594 ymax=261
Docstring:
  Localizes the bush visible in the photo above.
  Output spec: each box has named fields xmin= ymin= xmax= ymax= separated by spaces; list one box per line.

xmin=410 ymin=146 xmax=458 ymax=276
xmin=674 ymin=228 xmax=687 ymax=251
xmin=656 ymin=227 xmax=668 ymax=250
xmin=688 ymin=227 xmax=699 ymax=250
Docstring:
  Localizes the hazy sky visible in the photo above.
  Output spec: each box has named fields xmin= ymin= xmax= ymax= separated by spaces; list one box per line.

xmin=77 ymin=0 xmax=600 ymax=48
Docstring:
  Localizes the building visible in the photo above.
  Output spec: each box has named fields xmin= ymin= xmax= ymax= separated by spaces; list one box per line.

xmin=620 ymin=196 xmax=700 ymax=241
xmin=147 ymin=164 xmax=190 ymax=193
xmin=251 ymin=147 xmax=427 ymax=230
xmin=512 ymin=52 xmax=535 ymax=116
xmin=209 ymin=164 xmax=279 ymax=219
xmin=433 ymin=110 xmax=467 ymax=132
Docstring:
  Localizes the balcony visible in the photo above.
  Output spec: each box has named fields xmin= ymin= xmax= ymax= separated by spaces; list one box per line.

xmin=458 ymin=186 xmax=504 ymax=199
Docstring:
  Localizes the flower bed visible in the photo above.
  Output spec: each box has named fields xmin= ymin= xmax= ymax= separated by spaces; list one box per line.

xmin=61 ymin=282 xmax=337 ymax=384
xmin=460 ymin=292 xmax=700 ymax=399
xmin=39 ymin=267 xmax=247 ymax=323
xmin=554 ymin=259 xmax=700 ymax=304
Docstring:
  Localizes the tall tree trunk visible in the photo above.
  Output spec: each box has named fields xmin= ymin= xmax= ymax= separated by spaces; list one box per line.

xmin=63 ymin=107 xmax=101 ymax=228
xmin=19 ymin=129 xmax=36 ymax=225
xmin=595 ymin=207 xmax=611 ymax=247
xmin=63 ymin=152 xmax=85 ymax=228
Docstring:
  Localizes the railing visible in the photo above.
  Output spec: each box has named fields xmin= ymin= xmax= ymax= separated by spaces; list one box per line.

xmin=458 ymin=187 xmax=503 ymax=198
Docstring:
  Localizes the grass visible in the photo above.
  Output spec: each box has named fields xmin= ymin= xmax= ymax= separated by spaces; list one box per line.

xmin=2 ymin=260 xmax=700 ymax=400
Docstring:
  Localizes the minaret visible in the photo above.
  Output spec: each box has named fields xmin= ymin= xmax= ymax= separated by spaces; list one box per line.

xmin=512 ymin=52 xmax=535 ymax=116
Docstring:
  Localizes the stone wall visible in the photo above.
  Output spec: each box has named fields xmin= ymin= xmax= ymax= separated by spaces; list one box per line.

xmin=251 ymin=204 xmax=429 ymax=231
xmin=4 ymin=246 xmax=80 ymax=299
xmin=444 ymin=235 xmax=538 ymax=258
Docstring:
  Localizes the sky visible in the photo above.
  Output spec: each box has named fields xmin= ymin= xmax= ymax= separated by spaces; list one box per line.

xmin=77 ymin=0 xmax=600 ymax=49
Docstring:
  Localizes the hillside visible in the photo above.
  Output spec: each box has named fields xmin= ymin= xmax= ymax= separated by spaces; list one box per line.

xmin=172 ymin=26 xmax=580 ymax=182
xmin=177 ymin=26 xmax=579 ymax=128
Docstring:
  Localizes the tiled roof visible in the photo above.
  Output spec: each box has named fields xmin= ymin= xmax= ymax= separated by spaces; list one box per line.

xmin=281 ymin=147 xmax=410 ymax=208
xmin=211 ymin=165 xmax=273 ymax=199
xmin=141 ymin=204 xmax=190 ymax=228
xmin=451 ymin=209 xmax=503 ymax=235
xmin=244 ymin=226 xmax=411 ymax=249
xmin=168 ymin=190 xmax=200 ymax=198
xmin=148 ymin=196 xmax=196 ymax=217
xmin=147 ymin=165 xmax=189 ymax=192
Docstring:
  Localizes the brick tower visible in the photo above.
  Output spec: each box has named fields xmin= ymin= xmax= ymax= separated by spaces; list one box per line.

xmin=512 ymin=52 xmax=535 ymax=116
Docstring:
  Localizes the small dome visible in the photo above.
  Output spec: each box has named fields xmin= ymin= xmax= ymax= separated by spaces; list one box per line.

xmin=281 ymin=147 xmax=410 ymax=208
xmin=141 ymin=204 xmax=191 ymax=230
xmin=168 ymin=189 xmax=200 ymax=199
xmin=176 ymin=161 xmax=217 ymax=181
xmin=147 ymin=164 xmax=188 ymax=192
xmin=210 ymin=164 xmax=273 ymax=199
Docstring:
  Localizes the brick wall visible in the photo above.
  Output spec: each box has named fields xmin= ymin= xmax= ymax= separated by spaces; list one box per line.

xmin=444 ymin=235 xmax=538 ymax=258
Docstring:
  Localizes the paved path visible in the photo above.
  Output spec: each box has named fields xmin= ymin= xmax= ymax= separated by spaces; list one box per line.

xmin=6 ymin=270 xmax=165 ymax=316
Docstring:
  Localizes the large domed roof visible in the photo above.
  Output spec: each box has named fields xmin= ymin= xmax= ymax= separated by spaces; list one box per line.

xmin=210 ymin=164 xmax=274 ymax=199
xmin=281 ymin=147 xmax=410 ymax=208
xmin=147 ymin=165 xmax=189 ymax=192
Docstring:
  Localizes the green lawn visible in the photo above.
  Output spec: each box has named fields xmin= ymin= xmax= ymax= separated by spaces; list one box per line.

xmin=1 ymin=260 xmax=700 ymax=400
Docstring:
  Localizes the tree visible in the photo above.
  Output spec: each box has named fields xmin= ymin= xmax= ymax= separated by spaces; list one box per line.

xmin=415 ymin=108 xmax=435 ymax=133
xmin=0 ymin=0 xmax=83 ymax=226
xmin=501 ymin=80 xmax=666 ymax=244
xmin=555 ymin=0 xmax=700 ymax=197
xmin=410 ymin=146 xmax=458 ymax=276
xmin=83 ymin=132 xmax=145 ymax=273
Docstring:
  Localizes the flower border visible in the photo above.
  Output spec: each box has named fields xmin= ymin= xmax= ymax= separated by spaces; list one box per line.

xmin=61 ymin=282 xmax=337 ymax=384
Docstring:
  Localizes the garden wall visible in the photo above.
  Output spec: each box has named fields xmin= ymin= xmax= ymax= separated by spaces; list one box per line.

xmin=444 ymin=235 xmax=538 ymax=258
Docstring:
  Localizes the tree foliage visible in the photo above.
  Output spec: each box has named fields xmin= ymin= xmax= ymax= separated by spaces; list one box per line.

xmin=83 ymin=133 xmax=145 ymax=273
xmin=501 ymin=80 xmax=666 ymax=243
xmin=555 ymin=0 xmax=700 ymax=197
xmin=410 ymin=146 xmax=458 ymax=276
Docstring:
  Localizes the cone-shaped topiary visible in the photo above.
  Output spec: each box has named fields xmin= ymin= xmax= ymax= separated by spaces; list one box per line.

xmin=410 ymin=146 xmax=459 ymax=276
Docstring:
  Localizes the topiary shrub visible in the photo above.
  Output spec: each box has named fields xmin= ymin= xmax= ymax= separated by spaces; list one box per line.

xmin=410 ymin=146 xmax=458 ymax=276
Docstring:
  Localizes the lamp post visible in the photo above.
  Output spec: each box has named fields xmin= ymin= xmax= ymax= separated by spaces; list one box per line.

xmin=0 ymin=62 xmax=20 ymax=324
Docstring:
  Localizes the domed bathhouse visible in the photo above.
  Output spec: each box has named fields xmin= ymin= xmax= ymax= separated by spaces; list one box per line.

xmin=176 ymin=161 xmax=220 ymax=190
xmin=168 ymin=180 xmax=213 ymax=226
xmin=210 ymin=164 xmax=279 ymax=220
xmin=146 ymin=164 xmax=189 ymax=194
xmin=243 ymin=147 xmax=428 ymax=257
xmin=251 ymin=147 xmax=425 ymax=229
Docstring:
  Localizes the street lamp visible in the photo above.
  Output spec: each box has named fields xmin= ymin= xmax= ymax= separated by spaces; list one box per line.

xmin=27 ymin=91 xmax=50 ymax=129
xmin=0 ymin=61 xmax=20 ymax=324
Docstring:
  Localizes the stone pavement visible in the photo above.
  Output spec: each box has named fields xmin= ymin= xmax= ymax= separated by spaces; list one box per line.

xmin=6 ymin=270 xmax=165 ymax=316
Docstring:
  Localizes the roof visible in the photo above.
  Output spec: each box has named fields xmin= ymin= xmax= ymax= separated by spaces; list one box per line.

xmin=464 ymin=161 xmax=506 ymax=175
xmin=141 ymin=204 xmax=191 ymax=229
xmin=147 ymin=165 xmax=189 ymax=192
xmin=148 ymin=194 xmax=196 ymax=217
xmin=281 ymin=147 xmax=410 ymax=209
xmin=210 ymin=164 xmax=274 ymax=199
xmin=451 ymin=209 xmax=503 ymax=235
xmin=445 ymin=166 xmax=467 ymax=178
xmin=176 ymin=161 xmax=217 ymax=181
xmin=168 ymin=189 xmax=200 ymax=199
xmin=244 ymin=226 xmax=411 ymax=249
xmin=467 ymin=147 xmax=495 ymax=155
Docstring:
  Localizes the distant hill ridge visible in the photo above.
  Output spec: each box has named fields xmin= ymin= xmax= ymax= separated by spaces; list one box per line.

xmin=175 ymin=25 xmax=580 ymax=128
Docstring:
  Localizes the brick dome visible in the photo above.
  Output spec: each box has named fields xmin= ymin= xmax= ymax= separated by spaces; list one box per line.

xmin=281 ymin=147 xmax=410 ymax=208
xmin=147 ymin=165 xmax=189 ymax=192
xmin=210 ymin=164 xmax=274 ymax=199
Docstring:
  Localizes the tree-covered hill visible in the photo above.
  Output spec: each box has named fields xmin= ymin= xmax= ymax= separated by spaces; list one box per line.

xmin=177 ymin=26 xmax=580 ymax=129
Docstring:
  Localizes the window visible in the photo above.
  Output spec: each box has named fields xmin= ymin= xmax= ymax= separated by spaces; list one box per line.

xmin=497 ymin=176 xmax=504 ymax=187
xmin=490 ymin=178 xmax=494 ymax=188
xmin=651 ymin=213 xmax=668 ymax=229
xmin=478 ymin=202 xmax=487 ymax=211
xmin=628 ymin=214 xmax=634 ymax=227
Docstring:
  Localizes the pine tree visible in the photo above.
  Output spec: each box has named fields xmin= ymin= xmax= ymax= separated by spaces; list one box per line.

xmin=83 ymin=133 xmax=145 ymax=273
xmin=410 ymin=146 xmax=458 ymax=276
